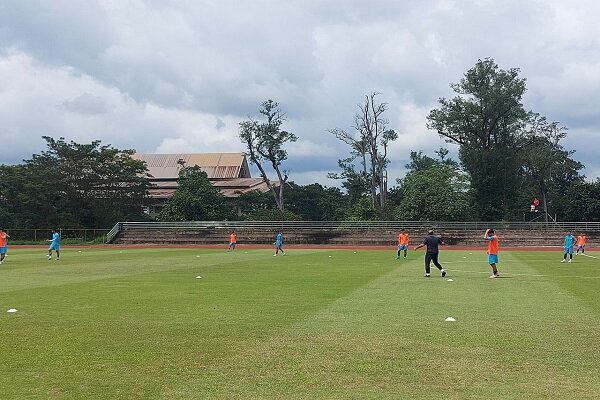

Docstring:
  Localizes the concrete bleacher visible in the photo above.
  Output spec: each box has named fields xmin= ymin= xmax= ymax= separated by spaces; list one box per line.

xmin=111 ymin=224 xmax=600 ymax=247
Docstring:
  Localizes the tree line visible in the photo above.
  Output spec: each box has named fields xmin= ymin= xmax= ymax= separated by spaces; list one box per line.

xmin=1 ymin=58 xmax=599 ymax=228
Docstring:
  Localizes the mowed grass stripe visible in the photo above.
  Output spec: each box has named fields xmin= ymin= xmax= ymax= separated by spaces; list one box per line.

xmin=0 ymin=248 xmax=328 ymax=293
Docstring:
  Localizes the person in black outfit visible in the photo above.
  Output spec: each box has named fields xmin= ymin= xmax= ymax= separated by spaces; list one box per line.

xmin=414 ymin=229 xmax=447 ymax=278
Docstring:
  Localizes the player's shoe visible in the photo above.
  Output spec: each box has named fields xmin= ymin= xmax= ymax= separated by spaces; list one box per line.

xmin=424 ymin=274 xmax=431 ymax=278
xmin=441 ymin=269 xmax=446 ymax=277
xmin=282 ymin=253 xmax=286 ymax=256
xmin=560 ymin=259 xmax=565 ymax=263
xmin=56 ymin=258 xmax=60 ymax=261
xmin=395 ymin=256 xmax=400 ymax=260
xmin=273 ymin=254 xmax=277 ymax=257
xmin=489 ymin=274 xmax=498 ymax=278
xmin=568 ymin=259 xmax=572 ymax=263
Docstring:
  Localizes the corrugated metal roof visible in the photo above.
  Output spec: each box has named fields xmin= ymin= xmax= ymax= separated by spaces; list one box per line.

xmin=212 ymin=178 xmax=275 ymax=188
xmin=146 ymin=177 xmax=272 ymax=198
xmin=134 ymin=153 xmax=248 ymax=179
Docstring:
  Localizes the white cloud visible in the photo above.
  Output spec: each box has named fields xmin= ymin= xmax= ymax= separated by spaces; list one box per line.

xmin=0 ymin=0 xmax=599 ymax=183
xmin=288 ymin=140 xmax=336 ymax=158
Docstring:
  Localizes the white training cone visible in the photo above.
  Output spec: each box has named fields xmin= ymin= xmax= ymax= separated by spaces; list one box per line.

xmin=328 ymin=255 xmax=332 ymax=258
xmin=196 ymin=256 xmax=200 ymax=258
xmin=7 ymin=308 xmax=18 ymax=313
xmin=463 ymin=256 xmax=467 ymax=258
xmin=447 ymin=279 xmax=454 ymax=282
xmin=353 ymin=251 xmax=357 ymax=254
xmin=445 ymin=317 xmax=456 ymax=322
xmin=196 ymin=276 xmax=202 ymax=279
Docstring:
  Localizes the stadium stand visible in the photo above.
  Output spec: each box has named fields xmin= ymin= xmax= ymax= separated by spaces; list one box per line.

xmin=107 ymin=221 xmax=600 ymax=247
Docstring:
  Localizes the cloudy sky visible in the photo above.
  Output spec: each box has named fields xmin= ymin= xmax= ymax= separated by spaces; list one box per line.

xmin=1 ymin=0 xmax=599 ymax=185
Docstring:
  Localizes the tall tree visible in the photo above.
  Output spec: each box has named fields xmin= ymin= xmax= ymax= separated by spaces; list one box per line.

xmin=239 ymin=100 xmax=298 ymax=211
xmin=159 ymin=166 xmax=231 ymax=221
xmin=0 ymin=137 xmax=149 ymax=228
xmin=519 ymin=116 xmax=583 ymax=221
xmin=427 ymin=58 xmax=536 ymax=219
xmin=330 ymin=92 xmax=397 ymax=211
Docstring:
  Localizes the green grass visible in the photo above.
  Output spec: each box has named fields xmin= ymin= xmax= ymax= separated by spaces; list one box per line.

xmin=1 ymin=247 xmax=599 ymax=399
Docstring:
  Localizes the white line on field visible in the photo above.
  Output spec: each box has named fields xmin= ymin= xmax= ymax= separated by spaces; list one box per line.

xmin=581 ymin=254 xmax=598 ymax=259
xmin=446 ymin=269 xmax=600 ymax=279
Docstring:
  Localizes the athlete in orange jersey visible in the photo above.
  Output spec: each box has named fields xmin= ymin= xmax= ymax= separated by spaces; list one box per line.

xmin=484 ymin=228 xmax=500 ymax=278
xmin=0 ymin=228 xmax=9 ymax=264
xmin=576 ymin=233 xmax=586 ymax=255
xmin=228 ymin=231 xmax=238 ymax=251
xmin=396 ymin=230 xmax=410 ymax=259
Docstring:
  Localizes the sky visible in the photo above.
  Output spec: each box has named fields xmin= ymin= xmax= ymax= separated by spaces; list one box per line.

xmin=1 ymin=0 xmax=599 ymax=186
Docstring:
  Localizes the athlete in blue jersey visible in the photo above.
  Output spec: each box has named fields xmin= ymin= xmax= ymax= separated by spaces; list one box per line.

xmin=273 ymin=231 xmax=285 ymax=256
xmin=48 ymin=229 xmax=61 ymax=261
xmin=561 ymin=231 xmax=575 ymax=263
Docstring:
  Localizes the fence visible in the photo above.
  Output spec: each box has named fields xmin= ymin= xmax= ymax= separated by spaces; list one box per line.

xmin=106 ymin=220 xmax=600 ymax=243
xmin=6 ymin=229 xmax=110 ymax=243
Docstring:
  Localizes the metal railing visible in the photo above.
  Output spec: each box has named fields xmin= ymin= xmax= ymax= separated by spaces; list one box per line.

xmin=5 ymin=228 xmax=111 ymax=243
xmin=105 ymin=223 xmax=122 ymax=244
xmin=106 ymin=220 xmax=600 ymax=243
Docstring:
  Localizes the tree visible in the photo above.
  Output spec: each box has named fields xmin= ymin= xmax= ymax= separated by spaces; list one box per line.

xmin=519 ymin=116 xmax=583 ymax=221
xmin=330 ymin=92 xmax=398 ymax=211
xmin=285 ymin=182 xmax=347 ymax=221
xmin=234 ymin=190 xmax=276 ymax=218
xmin=0 ymin=164 xmax=58 ymax=228
xmin=427 ymin=58 xmax=538 ymax=219
xmin=558 ymin=180 xmax=600 ymax=221
xmin=0 ymin=137 xmax=149 ymax=228
xmin=159 ymin=166 xmax=231 ymax=221
xmin=394 ymin=151 xmax=472 ymax=221
xmin=234 ymin=183 xmax=348 ymax=221
xmin=327 ymin=153 xmax=370 ymax=203
xmin=328 ymin=129 xmax=370 ymax=202
xmin=405 ymin=148 xmax=459 ymax=172
xmin=239 ymin=100 xmax=298 ymax=211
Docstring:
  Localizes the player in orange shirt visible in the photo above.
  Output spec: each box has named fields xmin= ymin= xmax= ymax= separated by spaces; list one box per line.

xmin=0 ymin=228 xmax=9 ymax=264
xmin=396 ymin=229 xmax=409 ymax=260
xmin=576 ymin=233 xmax=586 ymax=255
xmin=228 ymin=230 xmax=238 ymax=251
xmin=484 ymin=228 xmax=500 ymax=278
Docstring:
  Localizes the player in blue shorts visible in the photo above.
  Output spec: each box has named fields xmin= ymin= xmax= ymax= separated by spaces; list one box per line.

xmin=47 ymin=229 xmax=61 ymax=261
xmin=484 ymin=228 xmax=500 ymax=278
xmin=0 ymin=228 xmax=9 ymax=264
xmin=273 ymin=231 xmax=285 ymax=256
xmin=396 ymin=230 xmax=409 ymax=260
xmin=561 ymin=231 xmax=575 ymax=263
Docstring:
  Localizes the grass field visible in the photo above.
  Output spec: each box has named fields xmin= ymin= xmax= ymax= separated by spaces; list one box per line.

xmin=1 ymin=246 xmax=599 ymax=399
